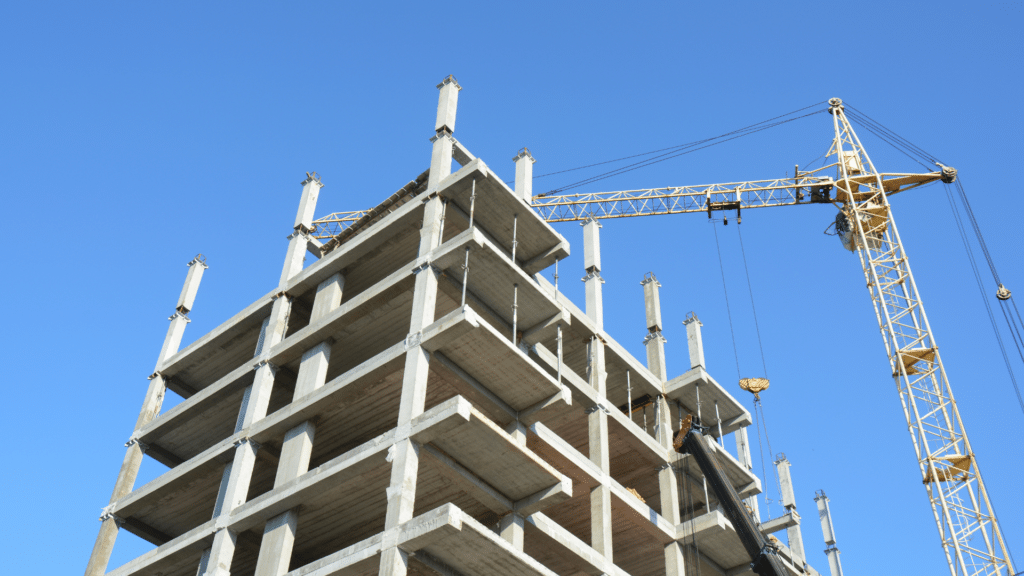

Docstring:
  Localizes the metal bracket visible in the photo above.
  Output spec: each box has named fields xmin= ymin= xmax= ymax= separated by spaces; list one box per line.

xmin=168 ymin=311 xmax=191 ymax=323
xmin=253 ymin=359 xmax=278 ymax=375
xmin=99 ymin=511 xmax=124 ymax=527
xmin=234 ymin=437 xmax=262 ymax=451
xmin=642 ymin=331 xmax=666 ymax=345
xmin=405 ymin=331 xmax=423 ymax=350
xmin=124 ymin=437 xmax=150 ymax=453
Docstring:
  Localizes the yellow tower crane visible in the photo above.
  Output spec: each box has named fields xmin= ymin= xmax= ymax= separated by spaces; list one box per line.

xmin=311 ymin=98 xmax=1014 ymax=576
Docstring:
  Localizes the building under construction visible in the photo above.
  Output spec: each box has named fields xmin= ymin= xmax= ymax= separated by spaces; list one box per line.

xmin=86 ymin=76 xmax=1011 ymax=576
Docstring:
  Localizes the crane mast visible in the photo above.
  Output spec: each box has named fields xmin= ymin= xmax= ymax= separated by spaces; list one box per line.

xmin=311 ymin=100 xmax=1014 ymax=576
xmin=826 ymin=98 xmax=1011 ymax=576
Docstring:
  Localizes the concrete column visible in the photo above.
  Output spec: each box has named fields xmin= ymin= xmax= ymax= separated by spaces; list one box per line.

xmin=814 ymin=491 xmax=844 ymax=576
xmin=642 ymin=273 xmax=667 ymax=381
xmin=204 ymin=173 xmax=318 ymax=576
xmin=434 ymin=75 xmax=460 ymax=134
xmin=513 ymin=148 xmax=535 ymax=204
xmin=775 ymin=454 xmax=805 ymax=565
xmin=582 ymin=218 xmax=604 ymax=329
xmin=428 ymin=133 xmax=455 ymax=192
xmin=585 ymin=336 xmax=613 ymax=560
xmin=735 ymin=427 xmax=761 ymax=522
xmin=379 ymin=193 xmax=445 ymax=576
xmin=498 ymin=513 xmax=526 ymax=551
xmin=498 ymin=421 xmax=528 ymax=550
xmin=86 ymin=255 xmax=207 ymax=576
xmin=280 ymin=173 xmax=323 ymax=286
xmin=428 ymin=76 xmax=460 ymax=192
xmin=253 ymin=273 xmax=343 ymax=576
xmin=683 ymin=312 xmax=705 ymax=370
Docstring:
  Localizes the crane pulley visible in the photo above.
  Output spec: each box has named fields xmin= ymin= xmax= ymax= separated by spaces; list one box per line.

xmin=311 ymin=99 xmax=1015 ymax=576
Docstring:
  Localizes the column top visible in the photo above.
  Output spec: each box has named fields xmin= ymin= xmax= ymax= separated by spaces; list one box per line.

xmin=187 ymin=254 xmax=208 ymax=268
xmin=513 ymin=147 xmax=535 ymax=162
xmin=437 ymin=75 xmax=462 ymax=90
xmin=641 ymin=271 xmax=660 ymax=286
xmin=301 ymin=171 xmax=323 ymax=186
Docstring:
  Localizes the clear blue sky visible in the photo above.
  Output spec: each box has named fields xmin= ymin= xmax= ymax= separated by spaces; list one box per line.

xmin=2 ymin=2 xmax=1021 ymax=574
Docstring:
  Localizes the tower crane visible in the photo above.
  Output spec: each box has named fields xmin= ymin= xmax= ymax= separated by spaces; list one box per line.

xmin=311 ymin=98 xmax=1014 ymax=576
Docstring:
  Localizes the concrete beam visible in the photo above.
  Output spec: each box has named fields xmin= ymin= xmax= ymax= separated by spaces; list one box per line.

xmin=522 ymin=308 xmax=571 ymax=347
xmin=452 ymin=139 xmax=475 ymax=167
xmin=431 ymin=351 xmax=516 ymax=421
xmin=524 ymin=512 xmax=627 ymax=576
xmin=107 ymin=519 xmax=217 ymax=576
xmin=761 ymin=512 xmax=800 ymax=534
xmin=422 ymin=443 xmax=513 ymax=514
xmin=513 ymin=475 xmax=573 ymax=517
xmin=120 ymin=516 xmax=173 ymax=546
xmin=529 ymin=421 xmax=676 ymax=543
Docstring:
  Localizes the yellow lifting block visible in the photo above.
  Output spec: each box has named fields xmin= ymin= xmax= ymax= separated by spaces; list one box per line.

xmin=739 ymin=377 xmax=770 ymax=400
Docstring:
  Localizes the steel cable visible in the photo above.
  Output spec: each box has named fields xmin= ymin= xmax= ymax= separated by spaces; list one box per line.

xmin=528 ymin=100 xmax=829 ymax=184
xmin=944 ymin=185 xmax=1024 ymax=417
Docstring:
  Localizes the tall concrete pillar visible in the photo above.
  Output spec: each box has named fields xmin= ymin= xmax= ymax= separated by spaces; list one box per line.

xmin=580 ymin=217 xmax=611 ymax=560
xmin=253 ymin=272 xmax=343 ymax=576
xmin=85 ymin=255 xmax=208 ymax=576
xmin=498 ymin=423 xmax=528 ymax=550
xmin=775 ymin=454 xmax=805 ymax=565
xmin=513 ymin=148 xmax=535 ymax=204
xmin=814 ymin=491 xmax=844 ymax=576
xmin=428 ymin=75 xmax=460 ymax=192
xmin=735 ymin=427 xmax=761 ymax=522
xmin=581 ymin=217 xmax=604 ymax=329
xmin=642 ymin=273 xmax=667 ymax=381
xmin=280 ymin=173 xmax=323 ymax=285
xmin=379 ymin=80 xmax=453 ymax=576
xmin=683 ymin=312 xmax=705 ymax=370
xmin=203 ymin=173 xmax=322 ymax=576
xmin=585 ymin=336 xmax=613 ymax=561
xmin=643 ymin=273 xmax=684 ymax=576
xmin=654 ymin=396 xmax=686 ymax=576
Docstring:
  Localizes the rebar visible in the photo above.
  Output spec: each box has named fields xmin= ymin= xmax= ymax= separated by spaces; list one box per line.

xmin=460 ymin=247 xmax=470 ymax=307
xmin=512 ymin=214 xmax=518 ymax=263
xmin=469 ymin=179 xmax=476 ymax=228
xmin=512 ymin=283 xmax=519 ymax=343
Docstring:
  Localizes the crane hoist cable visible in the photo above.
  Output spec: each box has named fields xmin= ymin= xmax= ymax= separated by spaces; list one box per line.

xmin=737 ymin=225 xmax=769 ymax=378
xmin=711 ymin=219 xmax=783 ymax=518
xmin=735 ymin=223 xmax=786 ymax=514
xmin=945 ymin=182 xmax=1024 ymax=417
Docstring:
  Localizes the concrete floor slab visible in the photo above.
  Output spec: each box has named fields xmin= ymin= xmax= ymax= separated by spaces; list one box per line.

xmin=436 ymin=158 xmax=569 ymax=274
xmin=666 ymin=367 xmax=753 ymax=438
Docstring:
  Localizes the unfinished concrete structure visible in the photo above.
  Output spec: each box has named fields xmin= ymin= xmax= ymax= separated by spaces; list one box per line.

xmin=86 ymin=77 xmax=828 ymax=576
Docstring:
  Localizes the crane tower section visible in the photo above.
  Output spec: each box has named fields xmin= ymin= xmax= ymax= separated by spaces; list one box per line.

xmin=826 ymin=98 xmax=1011 ymax=576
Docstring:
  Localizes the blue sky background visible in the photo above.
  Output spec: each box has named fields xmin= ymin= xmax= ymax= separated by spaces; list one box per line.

xmin=2 ymin=2 xmax=1021 ymax=574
